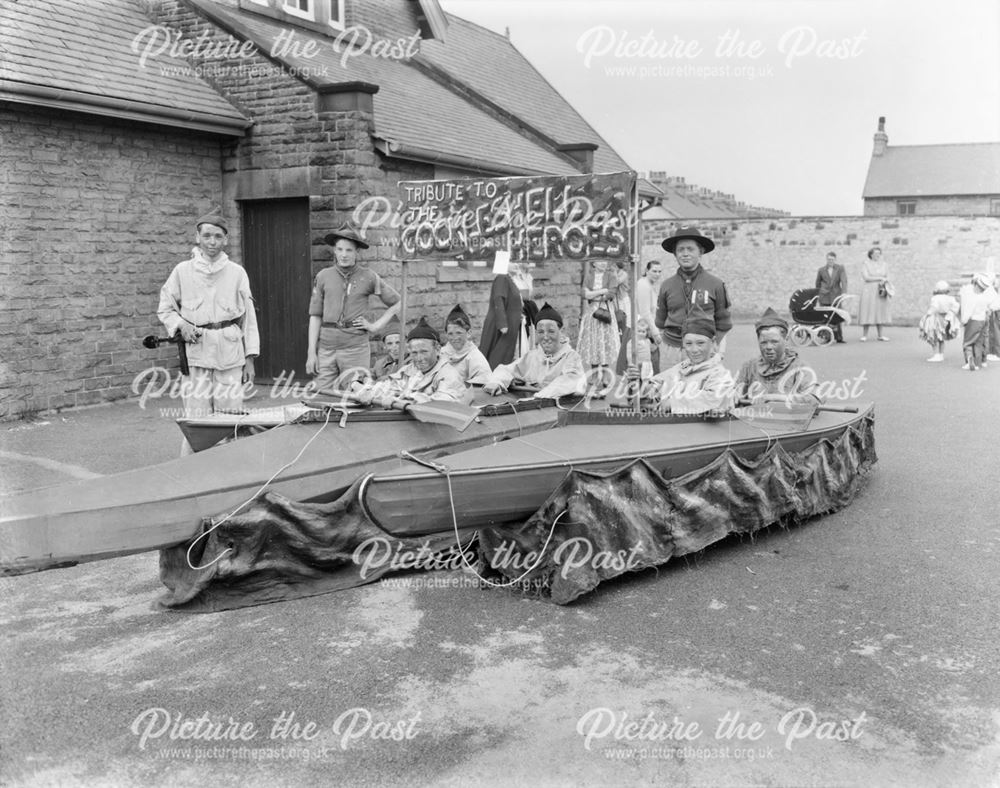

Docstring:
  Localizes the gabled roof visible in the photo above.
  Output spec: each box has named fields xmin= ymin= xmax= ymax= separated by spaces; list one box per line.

xmin=188 ymin=0 xmax=637 ymax=179
xmin=0 ymin=0 xmax=250 ymax=135
xmin=416 ymin=14 xmax=634 ymax=176
xmin=863 ymin=143 xmax=1000 ymax=198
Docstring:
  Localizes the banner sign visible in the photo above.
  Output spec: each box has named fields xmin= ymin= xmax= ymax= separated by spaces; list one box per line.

xmin=397 ymin=171 xmax=635 ymax=262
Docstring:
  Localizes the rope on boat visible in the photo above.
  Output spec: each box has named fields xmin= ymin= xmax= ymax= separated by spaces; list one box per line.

xmin=443 ymin=464 xmax=567 ymax=589
xmin=185 ymin=406 xmax=335 ymax=571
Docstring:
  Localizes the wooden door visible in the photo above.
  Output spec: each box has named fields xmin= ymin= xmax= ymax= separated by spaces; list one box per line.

xmin=241 ymin=198 xmax=311 ymax=381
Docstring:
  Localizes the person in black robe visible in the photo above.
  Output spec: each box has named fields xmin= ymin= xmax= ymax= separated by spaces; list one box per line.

xmin=480 ymin=267 xmax=523 ymax=369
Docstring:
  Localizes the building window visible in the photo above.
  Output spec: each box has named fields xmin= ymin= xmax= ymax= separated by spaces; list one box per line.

xmin=897 ymin=201 xmax=916 ymax=215
xmin=990 ymin=199 xmax=1000 ymax=216
xmin=328 ymin=0 xmax=345 ymax=30
xmin=283 ymin=0 xmax=313 ymax=21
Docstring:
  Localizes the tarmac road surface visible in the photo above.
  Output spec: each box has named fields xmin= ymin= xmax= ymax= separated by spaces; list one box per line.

xmin=1 ymin=325 xmax=998 ymax=787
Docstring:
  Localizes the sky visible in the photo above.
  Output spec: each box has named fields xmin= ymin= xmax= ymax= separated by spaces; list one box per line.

xmin=438 ymin=0 xmax=1000 ymax=216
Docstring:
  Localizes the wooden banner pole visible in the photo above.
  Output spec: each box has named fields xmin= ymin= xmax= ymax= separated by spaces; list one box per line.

xmin=630 ymin=175 xmax=641 ymax=410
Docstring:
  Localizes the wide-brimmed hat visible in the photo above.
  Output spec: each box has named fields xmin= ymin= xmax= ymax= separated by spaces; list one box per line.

xmin=445 ymin=304 xmax=471 ymax=330
xmin=681 ymin=311 xmax=716 ymax=339
xmin=534 ymin=302 xmax=563 ymax=328
xmin=754 ymin=306 xmax=788 ymax=333
xmin=661 ymin=225 xmax=715 ymax=254
xmin=196 ymin=212 xmax=228 ymax=234
xmin=406 ymin=316 xmax=440 ymax=344
xmin=324 ymin=223 xmax=369 ymax=250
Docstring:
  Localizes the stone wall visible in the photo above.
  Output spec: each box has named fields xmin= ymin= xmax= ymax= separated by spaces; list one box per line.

xmin=0 ymin=103 xmax=224 ymax=419
xmin=640 ymin=215 xmax=1000 ymax=325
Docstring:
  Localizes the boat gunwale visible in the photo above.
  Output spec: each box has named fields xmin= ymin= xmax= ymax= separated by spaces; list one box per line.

xmin=370 ymin=405 xmax=873 ymax=484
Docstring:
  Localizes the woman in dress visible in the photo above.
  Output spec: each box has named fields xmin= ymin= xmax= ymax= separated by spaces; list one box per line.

xmin=577 ymin=259 xmax=623 ymax=379
xmin=858 ymin=246 xmax=892 ymax=341
xmin=440 ymin=304 xmax=491 ymax=385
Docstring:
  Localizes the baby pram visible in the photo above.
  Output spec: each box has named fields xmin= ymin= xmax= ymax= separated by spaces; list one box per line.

xmin=787 ymin=288 xmax=854 ymax=346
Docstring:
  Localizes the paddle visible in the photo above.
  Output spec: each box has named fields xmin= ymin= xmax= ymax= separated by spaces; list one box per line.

xmin=731 ymin=400 xmax=859 ymax=431
xmin=315 ymin=388 xmax=479 ymax=432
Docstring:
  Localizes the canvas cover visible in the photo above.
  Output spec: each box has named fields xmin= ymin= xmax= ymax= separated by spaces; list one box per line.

xmin=159 ymin=413 xmax=875 ymax=612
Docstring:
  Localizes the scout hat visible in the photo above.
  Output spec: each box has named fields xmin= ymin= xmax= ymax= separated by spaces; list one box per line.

xmin=681 ymin=310 xmax=716 ymax=339
xmin=754 ymin=306 xmax=788 ymax=333
xmin=196 ymin=212 xmax=228 ymax=234
xmin=406 ymin=316 xmax=440 ymax=344
xmin=379 ymin=319 xmax=402 ymax=340
xmin=661 ymin=225 xmax=715 ymax=254
xmin=534 ymin=302 xmax=563 ymax=328
xmin=324 ymin=222 xmax=369 ymax=250
xmin=445 ymin=304 xmax=472 ymax=330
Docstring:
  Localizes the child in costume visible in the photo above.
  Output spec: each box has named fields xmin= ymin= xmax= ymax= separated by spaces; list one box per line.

xmin=917 ymin=280 xmax=960 ymax=362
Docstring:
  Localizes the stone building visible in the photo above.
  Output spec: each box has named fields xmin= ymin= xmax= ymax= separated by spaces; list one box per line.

xmin=1 ymin=0 xmax=637 ymax=419
xmin=863 ymin=117 xmax=1000 ymax=217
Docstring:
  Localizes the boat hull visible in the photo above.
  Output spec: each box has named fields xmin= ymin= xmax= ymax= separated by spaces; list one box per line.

xmin=0 ymin=395 xmax=567 ymax=575
xmin=361 ymin=405 xmax=874 ymax=535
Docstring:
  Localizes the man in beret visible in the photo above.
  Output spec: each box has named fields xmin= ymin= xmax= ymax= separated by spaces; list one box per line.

xmin=482 ymin=303 xmax=586 ymax=399
xmin=734 ymin=307 xmax=821 ymax=405
xmin=307 ymin=223 xmax=401 ymax=392
xmin=158 ymin=211 xmax=260 ymax=454
xmin=352 ymin=317 xmax=469 ymax=405
xmin=654 ymin=226 xmax=732 ymax=367
xmin=638 ymin=310 xmax=734 ymax=414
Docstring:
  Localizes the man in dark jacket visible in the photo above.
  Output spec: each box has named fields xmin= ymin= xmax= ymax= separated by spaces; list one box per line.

xmin=815 ymin=251 xmax=848 ymax=343
xmin=654 ymin=226 xmax=732 ymax=367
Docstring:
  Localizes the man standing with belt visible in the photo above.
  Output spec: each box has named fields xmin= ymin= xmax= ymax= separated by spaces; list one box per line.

xmin=158 ymin=212 xmax=260 ymax=453
xmin=306 ymin=223 xmax=401 ymax=392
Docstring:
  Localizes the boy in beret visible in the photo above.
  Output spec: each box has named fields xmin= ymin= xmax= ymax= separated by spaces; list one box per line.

xmin=351 ymin=317 xmax=469 ymax=405
xmin=734 ymin=307 xmax=821 ymax=405
xmin=639 ymin=310 xmax=734 ymax=414
xmin=371 ymin=319 xmax=403 ymax=380
xmin=157 ymin=212 xmax=259 ymax=454
xmin=440 ymin=304 xmax=492 ymax=386
xmin=482 ymin=303 xmax=586 ymax=399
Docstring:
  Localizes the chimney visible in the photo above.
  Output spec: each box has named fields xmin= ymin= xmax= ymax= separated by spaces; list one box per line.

xmin=873 ymin=116 xmax=888 ymax=156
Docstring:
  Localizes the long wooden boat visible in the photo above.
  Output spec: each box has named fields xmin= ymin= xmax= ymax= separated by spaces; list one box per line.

xmin=0 ymin=393 xmax=575 ymax=575
xmin=359 ymin=403 xmax=875 ymax=535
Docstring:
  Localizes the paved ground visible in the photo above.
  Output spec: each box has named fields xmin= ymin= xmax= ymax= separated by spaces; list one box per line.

xmin=1 ymin=325 xmax=998 ymax=788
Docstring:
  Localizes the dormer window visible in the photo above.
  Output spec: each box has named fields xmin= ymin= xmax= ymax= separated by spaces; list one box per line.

xmin=243 ymin=0 xmax=345 ymax=31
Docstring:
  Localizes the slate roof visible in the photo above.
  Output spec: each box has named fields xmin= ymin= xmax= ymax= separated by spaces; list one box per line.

xmin=863 ymin=143 xmax=1000 ymax=198
xmin=190 ymin=0 xmax=637 ymax=178
xmin=416 ymin=14 xmax=634 ymax=176
xmin=0 ymin=0 xmax=249 ymax=135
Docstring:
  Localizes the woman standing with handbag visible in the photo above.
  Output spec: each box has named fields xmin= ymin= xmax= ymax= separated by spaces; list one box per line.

xmin=577 ymin=259 xmax=622 ymax=377
xmin=858 ymin=246 xmax=892 ymax=342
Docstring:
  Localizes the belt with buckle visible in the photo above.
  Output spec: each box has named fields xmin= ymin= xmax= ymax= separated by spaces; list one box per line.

xmin=196 ymin=318 xmax=240 ymax=330
xmin=321 ymin=320 xmax=357 ymax=329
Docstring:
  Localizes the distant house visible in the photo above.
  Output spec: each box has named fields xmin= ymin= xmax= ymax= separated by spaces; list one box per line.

xmin=862 ymin=117 xmax=1000 ymax=217
xmin=0 ymin=0 xmax=637 ymax=418
xmin=641 ymin=172 xmax=788 ymax=220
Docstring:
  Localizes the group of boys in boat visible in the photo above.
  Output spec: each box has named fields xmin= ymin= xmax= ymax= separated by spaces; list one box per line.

xmin=345 ymin=226 xmax=821 ymax=414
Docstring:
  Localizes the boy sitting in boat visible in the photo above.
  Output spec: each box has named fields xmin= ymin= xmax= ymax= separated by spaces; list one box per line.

xmin=481 ymin=303 xmax=587 ymax=399
xmin=734 ymin=308 xmax=821 ymax=406
xmin=371 ymin=319 xmax=403 ymax=380
xmin=350 ymin=317 xmax=470 ymax=406
xmin=440 ymin=304 xmax=492 ymax=386
xmin=616 ymin=311 xmax=734 ymax=414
